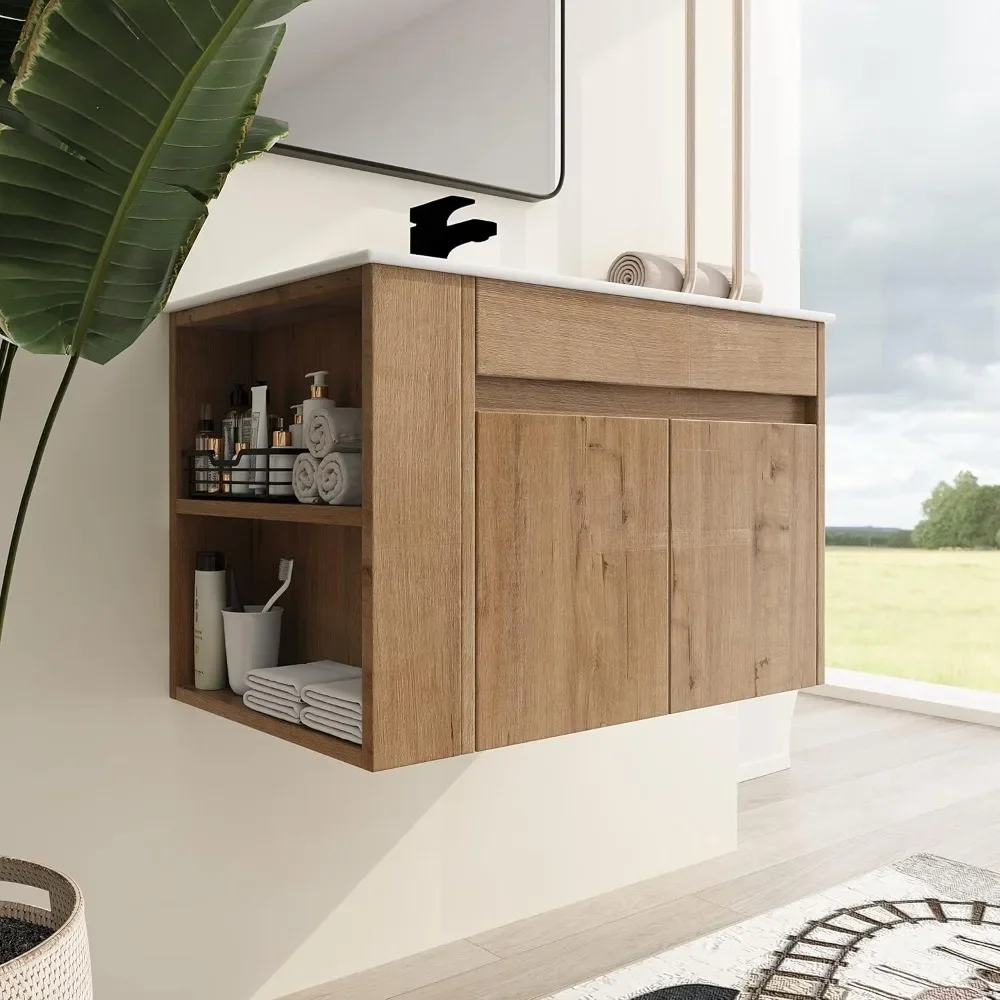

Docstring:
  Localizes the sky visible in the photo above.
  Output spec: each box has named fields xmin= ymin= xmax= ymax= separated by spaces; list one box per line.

xmin=802 ymin=0 xmax=1000 ymax=528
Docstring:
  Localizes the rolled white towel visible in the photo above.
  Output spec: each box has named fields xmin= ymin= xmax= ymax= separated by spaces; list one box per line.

xmin=317 ymin=452 xmax=362 ymax=506
xmin=293 ymin=452 xmax=320 ymax=504
xmin=247 ymin=660 xmax=359 ymax=701
xmin=301 ymin=706 xmax=362 ymax=745
xmin=607 ymin=252 xmax=707 ymax=293
xmin=607 ymin=251 xmax=763 ymax=302
xmin=307 ymin=407 xmax=362 ymax=459
xmin=243 ymin=689 xmax=301 ymax=724
xmin=301 ymin=675 xmax=362 ymax=717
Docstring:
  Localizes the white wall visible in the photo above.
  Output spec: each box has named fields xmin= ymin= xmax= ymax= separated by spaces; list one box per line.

xmin=0 ymin=3 xmax=801 ymax=998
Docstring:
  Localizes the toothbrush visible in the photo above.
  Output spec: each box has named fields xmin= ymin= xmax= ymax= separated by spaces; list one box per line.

xmin=261 ymin=558 xmax=293 ymax=613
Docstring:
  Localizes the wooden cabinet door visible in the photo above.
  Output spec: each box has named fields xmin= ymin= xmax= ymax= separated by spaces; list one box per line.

xmin=670 ymin=419 xmax=819 ymax=713
xmin=476 ymin=412 xmax=671 ymax=750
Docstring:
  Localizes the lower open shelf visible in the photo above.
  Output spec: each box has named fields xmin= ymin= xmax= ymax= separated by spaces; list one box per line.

xmin=174 ymin=686 xmax=365 ymax=768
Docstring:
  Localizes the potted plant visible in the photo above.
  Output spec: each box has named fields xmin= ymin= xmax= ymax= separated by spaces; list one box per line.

xmin=0 ymin=0 xmax=308 ymax=993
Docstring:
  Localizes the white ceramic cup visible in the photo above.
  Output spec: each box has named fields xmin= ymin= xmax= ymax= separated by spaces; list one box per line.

xmin=222 ymin=604 xmax=284 ymax=695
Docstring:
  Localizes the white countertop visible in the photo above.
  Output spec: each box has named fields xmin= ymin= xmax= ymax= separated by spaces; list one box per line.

xmin=167 ymin=249 xmax=835 ymax=324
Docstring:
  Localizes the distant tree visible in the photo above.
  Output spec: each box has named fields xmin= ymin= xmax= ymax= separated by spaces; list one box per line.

xmin=912 ymin=471 xmax=1000 ymax=548
xmin=826 ymin=527 xmax=913 ymax=548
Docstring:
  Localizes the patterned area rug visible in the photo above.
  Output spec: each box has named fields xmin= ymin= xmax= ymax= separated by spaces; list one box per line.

xmin=551 ymin=855 xmax=1000 ymax=1000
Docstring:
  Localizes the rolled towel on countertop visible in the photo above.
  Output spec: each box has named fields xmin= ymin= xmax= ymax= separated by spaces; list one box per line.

xmin=307 ymin=407 xmax=362 ymax=459
xmin=608 ymin=252 xmax=703 ymax=293
xmin=247 ymin=660 xmax=360 ymax=702
xmin=607 ymin=251 xmax=763 ymax=302
xmin=317 ymin=451 xmax=362 ymax=506
xmin=293 ymin=452 xmax=320 ymax=504
xmin=243 ymin=689 xmax=301 ymax=724
xmin=302 ymin=674 xmax=362 ymax=716
xmin=301 ymin=706 xmax=362 ymax=744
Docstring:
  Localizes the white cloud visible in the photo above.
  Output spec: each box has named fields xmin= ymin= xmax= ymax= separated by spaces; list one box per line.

xmin=803 ymin=0 xmax=1000 ymax=525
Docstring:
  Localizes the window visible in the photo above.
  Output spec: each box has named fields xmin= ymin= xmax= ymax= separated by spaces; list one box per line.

xmin=803 ymin=0 xmax=1000 ymax=695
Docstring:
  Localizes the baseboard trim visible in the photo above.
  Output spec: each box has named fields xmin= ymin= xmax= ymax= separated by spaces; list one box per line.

xmin=810 ymin=669 xmax=1000 ymax=730
xmin=738 ymin=752 xmax=791 ymax=783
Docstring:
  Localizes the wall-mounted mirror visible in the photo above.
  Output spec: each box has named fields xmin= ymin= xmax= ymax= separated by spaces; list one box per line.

xmin=258 ymin=0 xmax=564 ymax=201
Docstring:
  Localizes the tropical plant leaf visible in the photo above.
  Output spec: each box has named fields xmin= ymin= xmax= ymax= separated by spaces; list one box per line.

xmin=0 ymin=0 xmax=31 ymax=74
xmin=0 ymin=0 xmax=306 ymax=363
xmin=238 ymin=114 xmax=289 ymax=164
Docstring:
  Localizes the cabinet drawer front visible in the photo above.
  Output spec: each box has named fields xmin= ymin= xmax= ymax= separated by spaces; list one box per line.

xmin=670 ymin=419 xmax=819 ymax=713
xmin=476 ymin=279 xmax=818 ymax=396
xmin=476 ymin=411 xmax=671 ymax=750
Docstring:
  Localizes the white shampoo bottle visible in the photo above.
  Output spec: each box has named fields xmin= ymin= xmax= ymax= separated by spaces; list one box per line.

xmin=250 ymin=382 xmax=269 ymax=495
xmin=194 ymin=551 xmax=228 ymax=690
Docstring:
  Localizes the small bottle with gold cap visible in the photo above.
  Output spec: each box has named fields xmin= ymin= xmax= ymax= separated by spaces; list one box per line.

xmin=269 ymin=421 xmax=298 ymax=497
xmin=193 ymin=403 xmax=220 ymax=494
xmin=289 ymin=404 xmax=304 ymax=449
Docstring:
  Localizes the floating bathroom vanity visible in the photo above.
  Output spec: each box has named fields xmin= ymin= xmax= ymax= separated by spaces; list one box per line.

xmin=168 ymin=251 xmax=831 ymax=771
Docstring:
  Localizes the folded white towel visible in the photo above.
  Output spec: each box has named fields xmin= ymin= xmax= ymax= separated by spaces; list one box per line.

xmin=293 ymin=452 xmax=320 ymax=503
xmin=301 ymin=675 xmax=362 ymax=716
xmin=243 ymin=689 xmax=301 ymax=724
xmin=307 ymin=704 xmax=360 ymax=728
xmin=307 ymin=408 xmax=362 ymax=459
xmin=317 ymin=452 xmax=362 ymax=505
xmin=301 ymin=706 xmax=362 ymax=745
xmin=246 ymin=660 xmax=359 ymax=702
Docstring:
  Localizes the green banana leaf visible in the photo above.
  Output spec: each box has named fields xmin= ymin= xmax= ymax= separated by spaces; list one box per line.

xmin=0 ymin=0 xmax=309 ymax=363
xmin=0 ymin=0 xmax=31 ymax=74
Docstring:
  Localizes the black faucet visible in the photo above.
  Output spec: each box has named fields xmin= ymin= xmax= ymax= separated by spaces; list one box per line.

xmin=410 ymin=196 xmax=498 ymax=258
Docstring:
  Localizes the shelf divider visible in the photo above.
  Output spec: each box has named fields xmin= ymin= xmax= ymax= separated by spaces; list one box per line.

xmin=175 ymin=497 xmax=362 ymax=527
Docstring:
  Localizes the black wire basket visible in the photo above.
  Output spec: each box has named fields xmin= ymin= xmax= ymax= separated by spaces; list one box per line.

xmin=183 ymin=448 xmax=307 ymax=502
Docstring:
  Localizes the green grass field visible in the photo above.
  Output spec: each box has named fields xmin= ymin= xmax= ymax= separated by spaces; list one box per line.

xmin=826 ymin=547 xmax=1000 ymax=692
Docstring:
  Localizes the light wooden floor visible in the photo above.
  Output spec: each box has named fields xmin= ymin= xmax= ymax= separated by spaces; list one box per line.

xmin=290 ymin=694 xmax=1000 ymax=1000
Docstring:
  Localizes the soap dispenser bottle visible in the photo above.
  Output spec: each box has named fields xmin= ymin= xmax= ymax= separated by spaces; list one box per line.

xmin=303 ymin=370 xmax=337 ymax=431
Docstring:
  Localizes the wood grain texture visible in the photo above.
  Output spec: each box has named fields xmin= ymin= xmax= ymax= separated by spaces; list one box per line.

xmin=476 ymin=412 xmax=671 ymax=750
xmin=477 ymin=377 xmax=809 ymax=424
xmin=175 ymin=499 xmax=362 ymax=526
xmin=476 ymin=279 xmax=819 ymax=396
xmin=252 ymin=306 xmax=362 ymax=418
xmin=363 ymin=265 xmax=467 ymax=770
xmin=252 ymin=522 xmax=362 ymax=670
xmin=670 ymin=419 xmax=818 ymax=713
xmin=175 ymin=687 xmax=364 ymax=767
xmin=460 ymin=277 xmax=477 ymax=755
xmin=171 ymin=268 xmax=362 ymax=329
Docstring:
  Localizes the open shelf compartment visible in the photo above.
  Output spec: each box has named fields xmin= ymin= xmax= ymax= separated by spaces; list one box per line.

xmin=169 ymin=268 xmax=366 ymax=766
xmin=169 ymin=264 xmax=474 ymax=771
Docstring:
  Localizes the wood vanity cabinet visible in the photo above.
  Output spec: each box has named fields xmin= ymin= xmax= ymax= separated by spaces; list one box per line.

xmin=169 ymin=259 xmax=826 ymax=769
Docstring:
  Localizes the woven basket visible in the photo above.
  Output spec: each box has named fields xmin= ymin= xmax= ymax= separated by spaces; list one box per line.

xmin=0 ymin=858 xmax=92 ymax=1000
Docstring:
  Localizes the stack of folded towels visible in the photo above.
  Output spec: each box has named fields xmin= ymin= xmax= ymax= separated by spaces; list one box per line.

xmin=243 ymin=660 xmax=363 ymax=744
xmin=292 ymin=408 xmax=362 ymax=506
